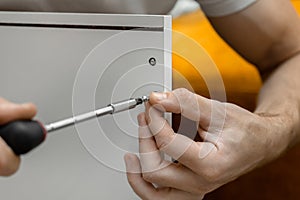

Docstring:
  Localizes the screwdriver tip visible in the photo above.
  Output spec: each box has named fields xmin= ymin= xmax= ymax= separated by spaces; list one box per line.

xmin=141 ymin=96 xmax=149 ymax=102
xmin=136 ymin=96 xmax=149 ymax=105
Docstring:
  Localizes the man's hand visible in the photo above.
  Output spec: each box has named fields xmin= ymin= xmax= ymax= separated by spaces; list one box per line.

xmin=124 ymin=0 xmax=300 ymax=198
xmin=124 ymin=89 xmax=289 ymax=199
xmin=0 ymin=97 xmax=37 ymax=176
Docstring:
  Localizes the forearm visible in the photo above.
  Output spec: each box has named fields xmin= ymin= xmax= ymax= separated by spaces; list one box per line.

xmin=255 ymin=53 xmax=300 ymax=157
xmin=207 ymin=0 xmax=300 ymax=160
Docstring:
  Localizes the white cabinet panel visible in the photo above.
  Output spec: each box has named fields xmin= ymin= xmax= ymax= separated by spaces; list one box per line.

xmin=0 ymin=12 xmax=171 ymax=200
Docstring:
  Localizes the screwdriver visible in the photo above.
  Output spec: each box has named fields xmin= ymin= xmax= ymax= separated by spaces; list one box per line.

xmin=0 ymin=96 xmax=149 ymax=155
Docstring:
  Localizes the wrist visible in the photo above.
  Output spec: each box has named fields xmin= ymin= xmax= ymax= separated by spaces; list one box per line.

xmin=254 ymin=109 xmax=299 ymax=163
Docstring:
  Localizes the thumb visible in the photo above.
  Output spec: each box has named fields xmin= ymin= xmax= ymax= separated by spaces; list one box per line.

xmin=149 ymin=88 xmax=210 ymax=121
xmin=149 ymin=88 xmax=223 ymax=129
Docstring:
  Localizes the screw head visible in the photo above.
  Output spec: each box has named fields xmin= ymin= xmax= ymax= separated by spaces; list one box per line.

xmin=149 ymin=57 xmax=156 ymax=66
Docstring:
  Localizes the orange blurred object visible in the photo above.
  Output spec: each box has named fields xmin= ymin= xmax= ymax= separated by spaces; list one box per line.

xmin=172 ymin=10 xmax=262 ymax=111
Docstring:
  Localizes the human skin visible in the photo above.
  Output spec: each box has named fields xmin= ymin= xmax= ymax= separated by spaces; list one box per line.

xmin=0 ymin=98 xmax=37 ymax=176
xmin=124 ymin=0 xmax=300 ymax=199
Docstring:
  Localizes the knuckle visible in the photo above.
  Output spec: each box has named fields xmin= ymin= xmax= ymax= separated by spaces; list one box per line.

xmin=201 ymin=168 xmax=221 ymax=183
xmin=137 ymin=112 xmax=146 ymax=122
xmin=173 ymin=88 xmax=197 ymax=106
xmin=156 ymin=139 xmax=169 ymax=150
xmin=156 ymin=132 xmax=175 ymax=150
xmin=173 ymin=88 xmax=190 ymax=101
xmin=137 ymin=112 xmax=144 ymax=119
xmin=142 ymin=171 xmax=159 ymax=183
xmin=174 ymin=88 xmax=189 ymax=95
xmin=194 ymin=187 xmax=207 ymax=196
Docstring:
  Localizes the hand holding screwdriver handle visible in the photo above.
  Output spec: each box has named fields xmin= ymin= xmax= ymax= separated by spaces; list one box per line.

xmin=0 ymin=120 xmax=46 ymax=155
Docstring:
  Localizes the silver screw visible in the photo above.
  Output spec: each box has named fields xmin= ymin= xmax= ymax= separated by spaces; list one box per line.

xmin=149 ymin=57 xmax=156 ymax=66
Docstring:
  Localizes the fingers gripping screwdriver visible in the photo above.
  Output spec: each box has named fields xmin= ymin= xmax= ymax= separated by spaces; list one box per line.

xmin=0 ymin=96 xmax=149 ymax=155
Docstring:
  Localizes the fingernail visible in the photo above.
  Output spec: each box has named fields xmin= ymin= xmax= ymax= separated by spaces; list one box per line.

xmin=152 ymin=92 xmax=167 ymax=101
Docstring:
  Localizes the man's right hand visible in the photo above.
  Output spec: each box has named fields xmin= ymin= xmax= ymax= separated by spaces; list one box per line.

xmin=125 ymin=89 xmax=291 ymax=199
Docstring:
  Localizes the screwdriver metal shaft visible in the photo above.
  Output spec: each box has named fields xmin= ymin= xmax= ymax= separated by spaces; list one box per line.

xmin=0 ymin=95 xmax=149 ymax=155
xmin=45 ymin=96 xmax=149 ymax=133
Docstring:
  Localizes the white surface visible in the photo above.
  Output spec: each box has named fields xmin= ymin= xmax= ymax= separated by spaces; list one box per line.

xmin=0 ymin=12 xmax=171 ymax=200
xmin=0 ymin=0 xmax=177 ymax=15
xmin=0 ymin=11 xmax=165 ymax=27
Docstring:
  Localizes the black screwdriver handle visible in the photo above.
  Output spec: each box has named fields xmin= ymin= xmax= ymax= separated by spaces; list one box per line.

xmin=0 ymin=120 xmax=47 ymax=155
